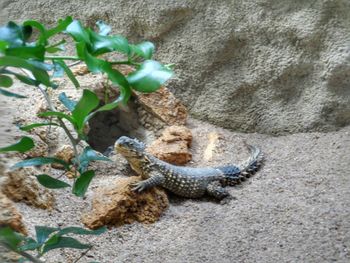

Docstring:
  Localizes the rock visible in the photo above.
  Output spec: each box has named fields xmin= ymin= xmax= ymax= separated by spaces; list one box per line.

xmin=0 ymin=192 xmax=27 ymax=235
xmin=82 ymin=176 xmax=168 ymax=229
xmin=71 ymin=64 xmax=89 ymax=76
xmin=2 ymin=1 xmax=349 ymax=134
xmin=135 ymin=87 xmax=187 ymax=126
xmin=52 ymin=145 xmax=74 ymax=169
xmin=147 ymin=126 xmax=192 ymax=165
xmin=2 ymin=167 xmax=54 ymax=209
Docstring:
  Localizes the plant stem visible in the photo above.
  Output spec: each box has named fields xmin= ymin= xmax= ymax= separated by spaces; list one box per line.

xmin=45 ymin=55 xmax=80 ymax=61
xmin=73 ymin=247 xmax=92 ymax=263
xmin=37 ymin=86 xmax=80 ymax=168
xmin=1 ymin=243 xmax=44 ymax=263
xmin=20 ymin=67 xmax=81 ymax=175
xmin=109 ymin=60 xmax=131 ymax=65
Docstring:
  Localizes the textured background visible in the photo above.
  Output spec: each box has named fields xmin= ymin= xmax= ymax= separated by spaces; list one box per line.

xmin=1 ymin=0 xmax=350 ymax=135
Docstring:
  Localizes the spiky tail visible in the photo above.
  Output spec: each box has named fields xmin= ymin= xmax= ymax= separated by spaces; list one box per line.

xmin=216 ymin=145 xmax=263 ymax=186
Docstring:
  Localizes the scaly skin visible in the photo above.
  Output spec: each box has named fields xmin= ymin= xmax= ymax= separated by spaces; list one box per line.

xmin=115 ymin=136 xmax=263 ymax=200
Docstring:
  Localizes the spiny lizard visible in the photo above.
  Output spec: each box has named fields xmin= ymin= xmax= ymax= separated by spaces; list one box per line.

xmin=115 ymin=136 xmax=263 ymax=200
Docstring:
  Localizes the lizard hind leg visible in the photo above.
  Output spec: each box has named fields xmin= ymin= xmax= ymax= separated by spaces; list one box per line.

xmin=206 ymin=181 xmax=230 ymax=200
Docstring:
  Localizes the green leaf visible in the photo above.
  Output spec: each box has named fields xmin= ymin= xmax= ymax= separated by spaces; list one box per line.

xmin=130 ymin=41 xmax=155 ymax=59
xmin=15 ymin=74 xmax=40 ymax=86
xmin=23 ymin=20 xmax=47 ymax=45
xmin=72 ymin=89 xmax=99 ymax=133
xmin=12 ymin=157 xmax=70 ymax=170
xmin=0 ymin=56 xmax=52 ymax=87
xmin=66 ymin=20 xmax=90 ymax=44
xmin=46 ymin=39 xmax=66 ymax=53
xmin=5 ymin=46 xmax=45 ymax=60
xmin=42 ymin=236 xmax=90 ymax=254
xmin=1 ymin=68 xmax=40 ymax=86
xmin=27 ymin=60 xmax=54 ymax=71
xmin=72 ymin=170 xmax=95 ymax=197
xmin=36 ymin=174 xmax=70 ymax=189
xmin=54 ymin=60 xmax=80 ymax=88
xmin=0 ymin=21 xmax=32 ymax=47
xmin=18 ymin=237 xmax=40 ymax=251
xmin=0 ymin=87 xmax=27 ymax=98
xmin=19 ymin=122 xmax=59 ymax=131
xmin=102 ymin=63 xmax=131 ymax=103
xmin=95 ymin=98 xmax=122 ymax=112
xmin=57 ymin=226 xmax=106 ymax=236
xmin=58 ymin=92 xmax=77 ymax=112
xmin=0 ymin=136 xmax=34 ymax=153
xmin=35 ymin=226 xmax=59 ymax=245
xmin=0 ymin=74 xmax=13 ymax=87
xmin=46 ymin=16 xmax=73 ymax=38
xmin=38 ymin=111 xmax=76 ymax=126
xmin=0 ymin=40 xmax=9 ymax=53
xmin=96 ymin=20 xmax=111 ymax=36
xmin=52 ymin=61 xmax=64 ymax=77
xmin=77 ymin=147 xmax=111 ymax=173
xmin=89 ymin=31 xmax=129 ymax=56
xmin=76 ymin=42 xmax=104 ymax=73
xmin=127 ymin=60 xmax=173 ymax=92
xmin=0 ymin=226 xmax=24 ymax=250
xmin=86 ymin=97 xmax=122 ymax=121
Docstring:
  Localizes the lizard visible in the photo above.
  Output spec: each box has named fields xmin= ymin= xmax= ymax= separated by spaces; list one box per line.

xmin=115 ymin=136 xmax=263 ymax=200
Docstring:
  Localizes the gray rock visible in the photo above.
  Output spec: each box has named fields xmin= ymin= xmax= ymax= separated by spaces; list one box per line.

xmin=1 ymin=0 xmax=350 ymax=134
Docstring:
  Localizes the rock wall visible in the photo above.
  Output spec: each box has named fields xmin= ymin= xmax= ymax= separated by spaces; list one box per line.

xmin=1 ymin=0 xmax=350 ymax=134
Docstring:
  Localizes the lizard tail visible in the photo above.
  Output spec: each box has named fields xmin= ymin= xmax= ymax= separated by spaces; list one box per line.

xmin=238 ymin=145 xmax=263 ymax=176
xmin=216 ymin=145 xmax=264 ymax=186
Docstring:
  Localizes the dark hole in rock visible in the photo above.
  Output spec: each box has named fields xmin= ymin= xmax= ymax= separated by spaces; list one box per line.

xmin=87 ymin=100 xmax=146 ymax=154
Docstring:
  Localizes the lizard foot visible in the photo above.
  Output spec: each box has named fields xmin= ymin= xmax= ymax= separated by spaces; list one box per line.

xmin=130 ymin=181 xmax=147 ymax=192
xmin=219 ymin=195 xmax=236 ymax=205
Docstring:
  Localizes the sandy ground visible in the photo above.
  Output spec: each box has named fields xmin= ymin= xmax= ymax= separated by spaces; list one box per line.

xmin=1 ymin=85 xmax=350 ymax=262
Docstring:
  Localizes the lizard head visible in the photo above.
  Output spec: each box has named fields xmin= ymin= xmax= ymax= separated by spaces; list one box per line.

xmin=115 ymin=136 xmax=146 ymax=157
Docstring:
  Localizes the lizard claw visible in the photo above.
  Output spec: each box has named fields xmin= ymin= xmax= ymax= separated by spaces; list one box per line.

xmin=131 ymin=181 xmax=146 ymax=193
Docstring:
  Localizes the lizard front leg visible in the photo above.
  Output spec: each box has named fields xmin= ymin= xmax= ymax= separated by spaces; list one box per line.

xmin=131 ymin=171 xmax=164 ymax=192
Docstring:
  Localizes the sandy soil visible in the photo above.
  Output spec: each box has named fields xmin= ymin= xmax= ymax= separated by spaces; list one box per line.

xmin=1 ymin=84 xmax=350 ymax=262
xmin=10 ymin=125 xmax=350 ymax=262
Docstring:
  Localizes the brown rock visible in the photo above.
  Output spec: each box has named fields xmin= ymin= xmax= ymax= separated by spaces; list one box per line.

xmin=161 ymin=125 xmax=192 ymax=146
xmin=71 ymin=64 xmax=89 ymax=76
xmin=52 ymin=145 xmax=74 ymax=169
xmin=82 ymin=176 xmax=168 ymax=229
xmin=147 ymin=126 xmax=192 ymax=165
xmin=0 ymin=192 xmax=27 ymax=235
xmin=135 ymin=87 xmax=187 ymax=126
xmin=3 ymin=167 xmax=54 ymax=209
